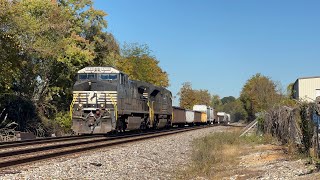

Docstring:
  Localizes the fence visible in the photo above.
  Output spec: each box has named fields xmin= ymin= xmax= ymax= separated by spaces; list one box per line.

xmin=261 ymin=101 xmax=320 ymax=158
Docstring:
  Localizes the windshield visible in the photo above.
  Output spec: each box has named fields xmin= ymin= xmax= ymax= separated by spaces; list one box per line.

xmin=99 ymin=74 xmax=118 ymax=80
xmin=78 ymin=73 xmax=97 ymax=80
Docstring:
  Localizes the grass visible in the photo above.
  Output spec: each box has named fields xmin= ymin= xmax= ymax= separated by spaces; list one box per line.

xmin=177 ymin=131 xmax=275 ymax=179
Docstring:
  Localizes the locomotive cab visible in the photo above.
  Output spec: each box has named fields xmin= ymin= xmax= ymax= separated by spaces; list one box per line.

xmin=71 ymin=67 xmax=123 ymax=134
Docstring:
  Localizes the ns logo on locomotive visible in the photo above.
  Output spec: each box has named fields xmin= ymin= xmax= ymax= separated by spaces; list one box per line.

xmin=71 ymin=67 xmax=215 ymax=134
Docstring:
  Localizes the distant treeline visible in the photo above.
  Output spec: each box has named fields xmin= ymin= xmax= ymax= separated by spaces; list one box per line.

xmin=178 ymin=73 xmax=296 ymax=122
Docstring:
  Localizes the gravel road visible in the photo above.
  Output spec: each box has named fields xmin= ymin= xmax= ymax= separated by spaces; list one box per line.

xmin=0 ymin=126 xmax=229 ymax=180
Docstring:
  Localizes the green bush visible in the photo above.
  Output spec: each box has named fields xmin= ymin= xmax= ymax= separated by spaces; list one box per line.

xmin=54 ymin=111 xmax=72 ymax=133
xmin=0 ymin=94 xmax=41 ymax=132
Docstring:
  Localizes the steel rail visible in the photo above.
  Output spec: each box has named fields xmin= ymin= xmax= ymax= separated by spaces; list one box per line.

xmin=0 ymin=125 xmax=212 ymax=169
xmin=0 ymin=126 xmax=206 ymax=149
xmin=0 ymin=134 xmax=97 ymax=146
xmin=0 ymin=135 xmax=105 ymax=149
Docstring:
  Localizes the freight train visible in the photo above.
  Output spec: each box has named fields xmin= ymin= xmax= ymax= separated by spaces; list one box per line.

xmin=71 ymin=67 xmax=215 ymax=134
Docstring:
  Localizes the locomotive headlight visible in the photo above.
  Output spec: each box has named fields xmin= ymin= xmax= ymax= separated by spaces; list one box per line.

xmin=78 ymin=104 xmax=83 ymax=109
xmin=100 ymin=104 xmax=104 ymax=108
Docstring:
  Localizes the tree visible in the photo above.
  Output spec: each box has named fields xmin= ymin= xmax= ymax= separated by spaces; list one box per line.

xmin=0 ymin=0 xmax=120 ymax=133
xmin=0 ymin=0 xmax=169 ymax=134
xmin=0 ymin=94 xmax=41 ymax=133
xmin=240 ymin=73 xmax=280 ymax=121
xmin=117 ymin=43 xmax=169 ymax=87
xmin=211 ymin=95 xmax=222 ymax=109
xmin=178 ymin=82 xmax=212 ymax=109
xmin=221 ymin=96 xmax=236 ymax=105
xmin=287 ymin=83 xmax=295 ymax=99
xmin=220 ymin=99 xmax=247 ymax=122
xmin=194 ymin=89 xmax=211 ymax=106
xmin=178 ymin=82 xmax=196 ymax=109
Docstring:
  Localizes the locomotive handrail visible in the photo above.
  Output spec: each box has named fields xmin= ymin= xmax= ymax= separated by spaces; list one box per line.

xmin=70 ymin=93 xmax=79 ymax=120
xmin=107 ymin=93 xmax=118 ymax=122
xmin=147 ymin=100 xmax=154 ymax=126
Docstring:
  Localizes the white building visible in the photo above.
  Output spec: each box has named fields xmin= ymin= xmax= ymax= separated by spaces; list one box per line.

xmin=293 ymin=76 xmax=320 ymax=102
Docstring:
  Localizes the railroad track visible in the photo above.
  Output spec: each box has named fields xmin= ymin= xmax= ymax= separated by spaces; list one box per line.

xmin=0 ymin=134 xmax=105 ymax=149
xmin=0 ymin=125 xmax=214 ymax=169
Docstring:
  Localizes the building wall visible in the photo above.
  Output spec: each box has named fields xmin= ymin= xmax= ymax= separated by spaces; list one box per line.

xmin=294 ymin=77 xmax=320 ymax=102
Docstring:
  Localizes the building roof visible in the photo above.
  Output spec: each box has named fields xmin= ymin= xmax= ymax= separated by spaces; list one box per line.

xmin=297 ymin=76 xmax=320 ymax=80
xmin=294 ymin=76 xmax=320 ymax=85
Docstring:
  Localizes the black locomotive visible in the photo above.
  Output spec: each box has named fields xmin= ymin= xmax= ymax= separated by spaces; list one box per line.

xmin=71 ymin=67 xmax=172 ymax=134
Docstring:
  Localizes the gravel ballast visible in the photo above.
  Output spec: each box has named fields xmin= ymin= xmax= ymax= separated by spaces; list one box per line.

xmin=0 ymin=126 xmax=229 ymax=180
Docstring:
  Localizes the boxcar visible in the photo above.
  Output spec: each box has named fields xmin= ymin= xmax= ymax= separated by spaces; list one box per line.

xmin=207 ymin=107 xmax=214 ymax=124
xmin=193 ymin=105 xmax=215 ymax=124
xmin=194 ymin=111 xmax=202 ymax=124
xmin=200 ymin=112 xmax=207 ymax=124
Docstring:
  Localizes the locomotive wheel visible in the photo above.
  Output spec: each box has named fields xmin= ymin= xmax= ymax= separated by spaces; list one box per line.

xmin=116 ymin=118 xmax=127 ymax=133
xmin=140 ymin=121 xmax=147 ymax=130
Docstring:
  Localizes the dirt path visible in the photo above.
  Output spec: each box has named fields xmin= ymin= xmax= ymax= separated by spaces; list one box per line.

xmin=226 ymin=144 xmax=320 ymax=180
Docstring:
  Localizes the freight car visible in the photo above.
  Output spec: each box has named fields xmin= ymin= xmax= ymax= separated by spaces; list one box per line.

xmin=217 ymin=112 xmax=231 ymax=124
xmin=193 ymin=105 xmax=215 ymax=124
xmin=172 ymin=106 xmax=186 ymax=127
xmin=172 ymin=107 xmax=212 ymax=127
xmin=186 ymin=110 xmax=195 ymax=125
xmin=71 ymin=67 xmax=172 ymax=134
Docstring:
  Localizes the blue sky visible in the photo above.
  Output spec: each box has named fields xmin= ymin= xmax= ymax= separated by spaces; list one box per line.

xmin=94 ymin=0 xmax=320 ymax=104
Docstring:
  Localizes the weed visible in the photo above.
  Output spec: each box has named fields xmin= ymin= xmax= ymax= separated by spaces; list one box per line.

xmin=177 ymin=131 xmax=275 ymax=179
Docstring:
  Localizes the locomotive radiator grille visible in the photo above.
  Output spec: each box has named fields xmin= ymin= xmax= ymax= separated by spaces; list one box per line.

xmin=97 ymin=92 xmax=118 ymax=105
xmin=73 ymin=91 xmax=118 ymax=106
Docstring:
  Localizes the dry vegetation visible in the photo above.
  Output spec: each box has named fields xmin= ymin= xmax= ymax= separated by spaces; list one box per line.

xmin=176 ymin=130 xmax=276 ymax=179
xmin=177 ymin=127 xmax=320 ymax=180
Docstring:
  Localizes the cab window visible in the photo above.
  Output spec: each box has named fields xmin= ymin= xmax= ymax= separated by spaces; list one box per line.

xmin=78 ymin=73 xmax=96 ymax=80
xmin=99 ymin=74 xmax=118 ymax=80
xmin=120 ymin=73 xmax=127 ymax=84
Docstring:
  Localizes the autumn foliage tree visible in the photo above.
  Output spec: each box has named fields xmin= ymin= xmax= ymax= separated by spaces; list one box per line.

xmin=178 ymin=82 xmax=211 ymax=109
xmin=117 ymin=43 xmax=169 ymax=87
xmin=178 ymin=82 xmax=196 ymax=109
xmin=0 ymin=0 xmax=111 ymax=133
xmin=0 ymin=0 xmax=169 ymax=134
xmin=240 ymin=73 xmax=280 ymax=121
